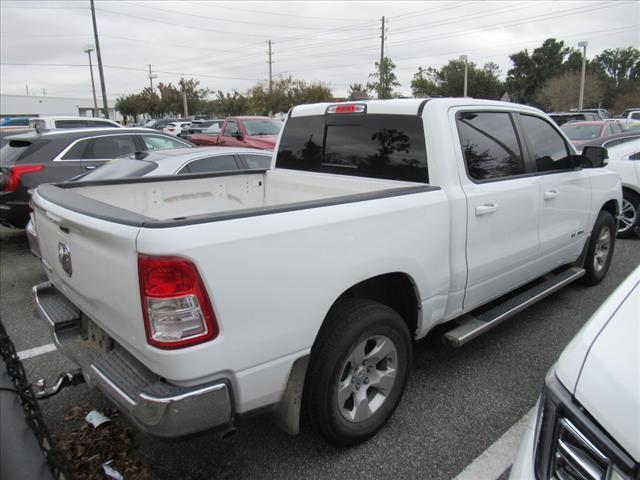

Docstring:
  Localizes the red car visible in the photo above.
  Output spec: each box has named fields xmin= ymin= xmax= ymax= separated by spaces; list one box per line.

xmin=561 ymin=120 xmax=624 ymax=149
xmin=190 ymin=116 xmax=282 ymax=150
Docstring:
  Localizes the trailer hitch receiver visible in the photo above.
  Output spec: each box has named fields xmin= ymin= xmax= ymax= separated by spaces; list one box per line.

xmin=35 ymin=369 xmax=85 ymax=400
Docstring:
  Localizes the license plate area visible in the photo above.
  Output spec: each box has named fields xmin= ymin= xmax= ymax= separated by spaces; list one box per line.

xmin=83 ymin=316 xmax=114 ymax=354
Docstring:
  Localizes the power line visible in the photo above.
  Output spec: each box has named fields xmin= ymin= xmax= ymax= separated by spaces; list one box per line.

xmin=184 ymin=0 xmax=376 ymax=22
xmin=276 ymin=25 xmax=639 ymax=77
xmin=121 ymin=1 xmax=359 ymax=31
xmin=0 ymin=63 xmax=260 ymax=81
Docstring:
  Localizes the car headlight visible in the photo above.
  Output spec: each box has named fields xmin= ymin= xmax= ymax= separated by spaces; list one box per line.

xmin=533 ymin=368 xmax=638 ymax=480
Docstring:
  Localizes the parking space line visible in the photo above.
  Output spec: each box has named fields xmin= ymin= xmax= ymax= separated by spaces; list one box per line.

xmin=17 ymin=343 xmax=56 ymax=360
xmin=451 ymin=406 xmax=536 ymax=480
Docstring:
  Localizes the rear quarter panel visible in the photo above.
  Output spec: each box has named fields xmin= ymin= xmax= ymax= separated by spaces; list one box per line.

xmin=136 ymin=189 xmax=450 ymax=412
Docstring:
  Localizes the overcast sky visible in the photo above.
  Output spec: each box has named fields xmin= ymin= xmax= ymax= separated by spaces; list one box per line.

xmin=1 ymin=0 xmax=638 ymax=100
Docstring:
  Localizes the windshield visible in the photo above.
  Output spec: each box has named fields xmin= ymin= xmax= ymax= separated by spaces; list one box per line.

xmin=561 ymin=124 xmax=602 ymax=140
xmin=76 ymin=157 xmax=158 ymax=181
xmin=243 ymin=119 xmax=282 ymax=136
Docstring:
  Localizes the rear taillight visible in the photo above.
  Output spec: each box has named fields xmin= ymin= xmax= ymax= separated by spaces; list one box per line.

xmin=138 ymin=255 xmax=219 ymax=349
xmin=2 ymin=165 xmax=44 ymax=192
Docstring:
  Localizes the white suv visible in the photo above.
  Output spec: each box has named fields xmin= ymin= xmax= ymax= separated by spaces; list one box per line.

xmin=30 ymin=116 xmax=122 ymax=131
xmin=511 ymin=266 xmax=640 ymax=479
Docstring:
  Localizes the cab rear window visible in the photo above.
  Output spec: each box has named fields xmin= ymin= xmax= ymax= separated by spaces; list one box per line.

xmin=276 ymin=114 xmax=428 ymax=183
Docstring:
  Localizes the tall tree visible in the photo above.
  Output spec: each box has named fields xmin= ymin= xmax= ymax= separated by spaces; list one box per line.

xmin=506 ymin=39 xmax=574 ymax=105
xmin=536 ymin=71 xmax=604 ymax=111
xmin=348 ymin=83 xmax=370 ymax=100
xmin=210 ymin=90 xmax=250 ymax=116
xmin=411 ymin=60 xmax=504 ymax=99
xmin=594 ymin=47 xmax=640 ymax=87
xmin=367 ymin=57 xmax=401 ymax=99
xmin=248 ymin=76 xmax=332 ymax=115
xmin=410 ymin=67 xmax=439 ymax=97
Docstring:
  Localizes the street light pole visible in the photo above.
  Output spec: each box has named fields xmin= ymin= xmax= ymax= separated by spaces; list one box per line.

xmin=459 ymin=55 xmax=468 ymax=97
xmin=83 ymin=46 xmax=99 ymax=117
xmin=90 ymin=0 xmax=109 ymax=119
xmin=578 ymin=41 xmax=588 ymax=110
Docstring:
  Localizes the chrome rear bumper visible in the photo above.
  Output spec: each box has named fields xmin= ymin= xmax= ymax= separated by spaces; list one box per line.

xmin=33 ymin=282 xmax=233 ymax=438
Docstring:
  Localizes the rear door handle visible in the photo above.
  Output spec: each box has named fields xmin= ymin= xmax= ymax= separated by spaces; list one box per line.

xmin=84 ymin=165 xmax=97 ymax=171
xmin=544 ymin=189 xmax=559 ymax=200
xmin=475 ymin=202 xmax=499 ymax=216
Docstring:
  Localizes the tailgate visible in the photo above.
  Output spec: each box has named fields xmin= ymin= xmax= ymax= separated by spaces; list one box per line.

xmin=32 ymin=190 xmax=146 ymax=358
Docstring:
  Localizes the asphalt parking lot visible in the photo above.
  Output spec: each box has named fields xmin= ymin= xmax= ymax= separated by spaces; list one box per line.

xmin=1 ymin=224 xmax=638 ymax=480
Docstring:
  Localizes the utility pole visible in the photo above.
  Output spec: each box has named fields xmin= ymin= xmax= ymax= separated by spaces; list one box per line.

xmin=267 ymin=40 xmax=273 ymax=116
xmin=84 ymin=46 xmax=99 ymax=116
xmin=147 ymin=64 xmax=157 ymax=91
xmin=182 ymin=90 xmax=188 ymax=118
xmin=25 ymin=85 xmax=29 ymax=96
xmin=379 ymin=16 xmax=385 ymax=99
xmin=41 ymin=88 xmax=47 ymax=96
xmin=90 ymin=0 xmax=109 ymax=119
xmin=268 ymin=40 xmax=273 ymax=96
xmin=578 ymin=41 xmax=588 ymax=110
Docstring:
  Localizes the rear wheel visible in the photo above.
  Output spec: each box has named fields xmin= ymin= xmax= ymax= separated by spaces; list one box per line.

xmin=618 ymin=190 xmax=639 ymax=238
xmin=581 ymin=210 xmax=616 ymax=285
xmin=305 ymin=299 xmax=412 ymax=446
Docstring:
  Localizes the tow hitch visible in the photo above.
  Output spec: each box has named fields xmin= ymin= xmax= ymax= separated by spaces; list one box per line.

xmin=35 ymin=368 xmax=85 ymax=400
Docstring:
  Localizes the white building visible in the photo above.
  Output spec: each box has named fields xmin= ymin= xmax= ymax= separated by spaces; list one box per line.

xmin=0 ymin=94 xmax=122 ymax=121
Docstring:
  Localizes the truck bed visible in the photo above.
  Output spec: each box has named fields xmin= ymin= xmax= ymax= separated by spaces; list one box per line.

xmin=37 ymin=168 xmax=431 ymax=226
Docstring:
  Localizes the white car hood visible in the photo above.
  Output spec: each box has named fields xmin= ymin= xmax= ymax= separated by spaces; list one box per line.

xmin=557 ymin=267 xmax=640 ymax=461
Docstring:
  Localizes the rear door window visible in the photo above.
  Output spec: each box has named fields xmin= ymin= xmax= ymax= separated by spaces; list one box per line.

xmin=54 ymin=119 xmax=90 ymax=128
xmin=141 ymin=135 xmax=188 ymax=150
xmin=178 ymin=154 xmax=239 ymax=174
xmin=277 ymin=114 xmax=428 ymax=183
xmin=61 ymin=139 xmax=90 ymax=160
xmin=84 ymin=135 xmax=138 ymax=160
xmin=456 ymin=112 xmax=524 ymax=181
xmin=240 ymin=153 xmax=271 ymax=169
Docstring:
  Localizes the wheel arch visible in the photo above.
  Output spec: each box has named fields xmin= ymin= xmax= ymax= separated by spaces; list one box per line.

xmin=274 ymin=272 xmax=421 ymax=436
xmin=316 ymin=272 xmax=422 ymax=347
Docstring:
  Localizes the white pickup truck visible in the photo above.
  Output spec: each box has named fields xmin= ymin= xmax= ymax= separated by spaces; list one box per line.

xmin=32 ymin=98 xmax=621 ymax=446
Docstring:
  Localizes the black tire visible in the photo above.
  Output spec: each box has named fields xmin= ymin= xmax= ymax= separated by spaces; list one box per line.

xmin=618 ymin=190 xmax=640 ymax=238
xmin=305 ymin=299 xmax=412 ymax=446
xmin=580 ymin=210 xmax=616 ymax=285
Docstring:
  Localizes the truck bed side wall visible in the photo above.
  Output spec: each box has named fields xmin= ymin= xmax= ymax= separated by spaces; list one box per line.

xmin=135 ymin=189 xmax=450 ymax=413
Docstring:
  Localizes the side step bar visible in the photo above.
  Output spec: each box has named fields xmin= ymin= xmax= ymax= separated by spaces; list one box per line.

xmin=443 ymin=267 xmax=585 ymax=347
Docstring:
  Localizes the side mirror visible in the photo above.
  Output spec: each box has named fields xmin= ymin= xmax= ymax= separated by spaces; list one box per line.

xmin=232 ymin=130 xmax=243 ymax=140
xmin=581 ymin=146 xmax=608 ymax=168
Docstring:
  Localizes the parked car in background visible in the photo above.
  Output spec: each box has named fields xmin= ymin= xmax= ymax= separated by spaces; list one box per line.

xmin=189 ymin=116 xmax=282 ymax=149
xmin=602 ymin=139 xmax=640 ymax=237
xmin=622 ymin=109 xmax=640 ymax=128
xmin=180 ymin=119 xmax=224 ymax=138
xmin=163 ymin=121 xmax=192 ymax=136
xmin=581 ymin=131 xmax=640 ymax=150
xmin=548 ymin=112 xmax=599 ymax=126
xmin=78 ymin=147 xmax=272 ymax=180
xmin=560 ymin=120 xmax=623 ymax=150
xmin=579 ymin=108 xmax=611 ymax=119
xmin=26 ymin=147 xmax=272 ymax=257
xmin=0 ymin=128 xmax=193 ymax=228
xmin=0 ymin=117 xmax=31 ymax=130
xmin=510 ymin=265 xmax=640 ymax=480
xmin=143 ymin=118 xmax=186 ymax=130
xmin=30 ymin=116 xmax=122 ymax=131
